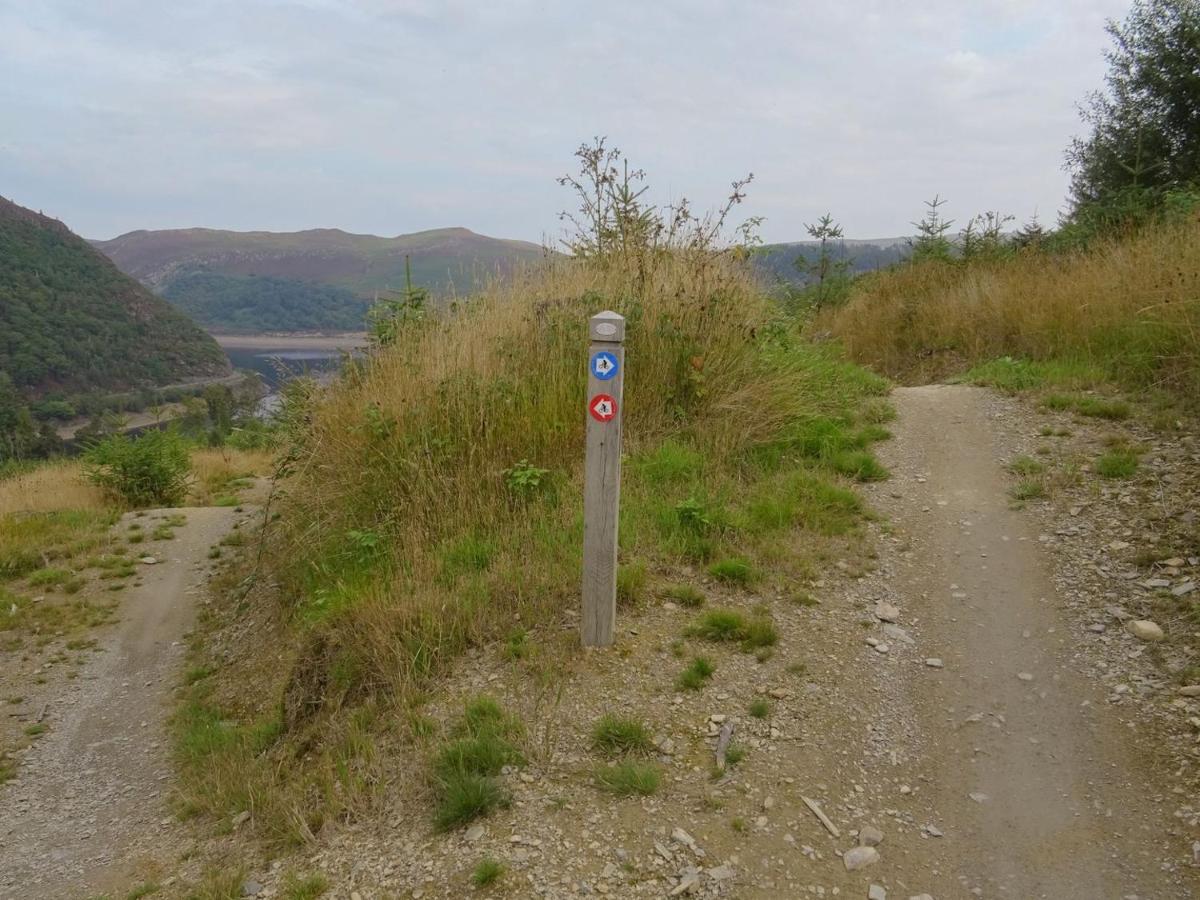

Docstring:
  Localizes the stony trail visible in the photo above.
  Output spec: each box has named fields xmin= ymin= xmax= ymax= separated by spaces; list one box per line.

xmin=866 ymin=385 xmax=1197 ymax=899
xmin=0 ymin=506 xmax=237 ymax=900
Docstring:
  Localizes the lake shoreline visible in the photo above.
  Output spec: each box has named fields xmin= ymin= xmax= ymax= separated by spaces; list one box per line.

xmin=212 ymin=332 xmax=368 ymax=351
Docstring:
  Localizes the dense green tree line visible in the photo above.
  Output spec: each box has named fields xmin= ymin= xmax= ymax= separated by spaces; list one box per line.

xmin=0 ymin=198 xmax=228 ymax=396
xmin=161 ymin=270 xmax=371 ymax=333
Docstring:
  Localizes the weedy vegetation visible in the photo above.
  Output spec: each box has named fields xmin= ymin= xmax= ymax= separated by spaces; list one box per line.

xmin=166 ymin=140 xmax=889 ymax=847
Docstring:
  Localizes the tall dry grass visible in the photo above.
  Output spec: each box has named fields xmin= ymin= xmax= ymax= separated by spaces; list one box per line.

xmin=826 ymin=221 xmax=1200 ymax=395
xmin=269 ymin=248 xmax=883 ymax=706
xmin=0 ymin=461 xmax=106 ymax=517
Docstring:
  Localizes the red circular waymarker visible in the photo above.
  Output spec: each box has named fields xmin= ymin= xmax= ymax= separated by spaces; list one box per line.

xmin=588 ymin=394 xmax=618 ymax=422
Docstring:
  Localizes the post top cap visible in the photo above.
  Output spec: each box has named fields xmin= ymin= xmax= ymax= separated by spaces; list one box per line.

xmin=589 ymin=310 xmax=625 ymax=341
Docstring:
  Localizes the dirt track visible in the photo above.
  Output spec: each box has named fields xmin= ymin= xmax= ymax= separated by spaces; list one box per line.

xmin=863 ymin=385 xmax=1198 ymax=898
xmin=0 ymin=507 xmax=235 ymax=900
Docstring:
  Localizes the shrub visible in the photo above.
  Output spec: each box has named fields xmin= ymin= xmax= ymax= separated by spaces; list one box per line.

xmin=83 ymin=430 xmax=191 ymax=507
xmin=748 ymin=699 xmax=770 ymax=718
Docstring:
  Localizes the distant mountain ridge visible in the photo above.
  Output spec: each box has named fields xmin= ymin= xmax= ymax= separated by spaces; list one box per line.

xmin=0 ymin=196 xmax=230 ymax=400
xmin=93 ymin=225 xmax=548 ymax=333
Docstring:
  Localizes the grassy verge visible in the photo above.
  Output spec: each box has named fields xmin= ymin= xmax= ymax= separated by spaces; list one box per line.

xmin=825 ymin=220 xmax=1200 ymax=405
xmin=168 ymin=220 xmax=890 ymax=845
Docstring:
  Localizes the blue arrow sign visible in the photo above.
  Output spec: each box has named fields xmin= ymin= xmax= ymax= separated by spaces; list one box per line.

xmin=591 ymin=351 xmax=619 ymax=381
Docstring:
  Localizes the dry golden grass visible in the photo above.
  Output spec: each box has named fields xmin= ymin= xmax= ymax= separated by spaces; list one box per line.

xmin=188 ymin=448 xmax=275 ymax=505
xmin=825 ymin=221 xmax=1200 ymax=396
xmin=267 ymin=249 xmax=885 ymax=703
xmin=0 ymin=461 xmax=107 ymax=517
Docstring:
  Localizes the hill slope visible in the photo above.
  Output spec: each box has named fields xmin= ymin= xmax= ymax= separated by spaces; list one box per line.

xmin=161 ymin=271 xmax=371 ymax=334
xmin=93 ymin=226 xmax=548 ymax=332
xmin=0 ymin=197 xmax=230 ymax=398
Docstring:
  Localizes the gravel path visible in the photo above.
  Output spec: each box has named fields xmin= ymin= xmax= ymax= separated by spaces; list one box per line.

xmin=0 ymin=506 xmax=236 ymax=900
xmin=860 ymin=385 xmax=1198 ymax=898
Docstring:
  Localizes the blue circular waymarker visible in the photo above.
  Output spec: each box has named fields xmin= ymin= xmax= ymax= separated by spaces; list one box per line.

xmin=591 ymin=351 xmax=619 ymax=381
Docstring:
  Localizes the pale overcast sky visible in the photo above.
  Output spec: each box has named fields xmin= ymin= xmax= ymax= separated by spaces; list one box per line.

xmin=0 ymin=0 xmax=1129 ymax=243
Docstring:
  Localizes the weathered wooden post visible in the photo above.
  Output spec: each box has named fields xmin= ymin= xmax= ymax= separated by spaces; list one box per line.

xmin=582 ymin=310 xmax=625 ymax=647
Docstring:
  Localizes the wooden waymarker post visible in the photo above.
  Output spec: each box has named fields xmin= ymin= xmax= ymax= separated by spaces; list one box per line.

xmin=582 ymin=310 xmax=625 ymax=648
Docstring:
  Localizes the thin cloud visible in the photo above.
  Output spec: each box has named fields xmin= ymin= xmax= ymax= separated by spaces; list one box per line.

xmin=0 ymin=0 xmax=1130 ymax=241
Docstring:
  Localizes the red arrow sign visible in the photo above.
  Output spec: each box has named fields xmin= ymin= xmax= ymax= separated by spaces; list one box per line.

xmin=588 ymin=393 xmax=618 ymax=422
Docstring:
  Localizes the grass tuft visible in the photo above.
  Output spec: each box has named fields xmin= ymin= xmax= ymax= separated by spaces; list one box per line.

xmin=591 ymin=715 xmax=653 ymax=756
xmin=663 ymin=584 xmax=705 ymax=607
xmin=1095 ymin=449 xmax=1139 ymax=479
xmin=594 ymin=761 xmax=660 ymax=796
xmin=676 ymin=655 xmax=716 ymax=691
xmin=471 ymin=857 xmax=505 ymax=888
xmin=707 ymin=558 xmax=755 ymax=585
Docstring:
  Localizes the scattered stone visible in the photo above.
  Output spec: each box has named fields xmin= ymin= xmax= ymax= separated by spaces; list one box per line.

xmin=1172 ymin=581 xmax=1196 ymax=597
xmin=707 ymin=865 xmax=736 ymax=882
xmin=924 ymin=658 xmax=944 ymax=669
xmin=868 ymin=885 xmax=887 ymax=900
xmin=909 ymin=895 xmax=935 ymax=900
xmin=1017 ymin=672 xmax=1034 ymax=682
xmin=882 ymin=623 xmax=914 ymax=644
xmin=671 ymin=827 xmax=704 ymax=857
xmin=874 ymin=643 xmax=890 ymax=655
xmin=139 ymin=556 xmax=158 ymax=565
xmin=874 ymin=602 xmax=901 ymax=623
xmin=1179 ymin=686 xmax=1200 ymax=698
xmin=842 ymin=845 xmax=880 ymax=871
xmin=1086 ymin=623 xmax=1106 ymax=633
xmin=241 ymin=881 xmax=263 ymax=898
xmin=231 ymin=810 xmax=251 ymax=830
xmin=1125 ymin=619 xmax=1165 ymax=642
xmin=464 ymin=824 xmax=485 ymax=842
xmin=859 ymin=824 xmax=884 ymax=847
xmin=923 ymin=824 xmax=943 ymax=837
xmin=670 ymin=868 xmax=701 ymax=896
xmin=1105 ymin=605 xmax=1131 ymax=621
xmin=969 ymin=792 xmax=989 ymax=803
xmin=1141 ymin=578 xmax=1171 ymax=589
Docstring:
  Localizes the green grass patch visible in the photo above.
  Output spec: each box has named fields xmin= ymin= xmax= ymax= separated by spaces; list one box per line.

xmin=27 ymin=567 xmax=73 ymax=587
xmin=689 ymin=609 xmax=778 ymax=651
xmin=502 ymin=627 xmax=529 ymax=660
xmin=1041 ymin=393 xmax=1131 ymax=420
xmin=1008 ymin=455 xmax=1046 ymax=476
xmin=281 ymin=872 xmax=329 ymax=900
xmin=964 ymin=357 xmax=1108 ymax=393
xmin=432 ymin=697 xmax=523 ymax=831
xmin=471 ymin=857 xmax=505 ymax=888
xmin=1011 ymin=479 xmax=1047 ymax=501
xmin=707 ymin=558 xmax=755 ymax=585
xmin=1095 ymin=449 xmax=1139 ymax=479
xmin=616 ymin=561 xmax=648 ymax=605
xmin=594 ymin=761 xmax=660 ymax=796
xmin=676 ymin=655 xmax=715 ymax=691
xmin=663 ymin=584 xmax=705 ymax=607
xmin=748 ymin=698 xmax=770 ymax=718
xmin=591 ymin=715 xmax=652 ymax=756
xmin=0 ymin=509 xmax=116 ymax=579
